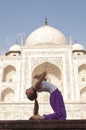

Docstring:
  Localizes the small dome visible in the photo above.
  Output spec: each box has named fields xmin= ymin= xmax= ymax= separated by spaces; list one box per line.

xmin=72 ymin=43 xmax=84 ymax=51
xmin=9 ymin=44 xmax=21 ymax=51
xmin=26 ymin=25 xmax=67 ymax=46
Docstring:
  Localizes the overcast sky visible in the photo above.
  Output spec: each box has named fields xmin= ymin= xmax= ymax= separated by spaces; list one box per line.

xmin=0 ymin=0 xmax=86 ymax=53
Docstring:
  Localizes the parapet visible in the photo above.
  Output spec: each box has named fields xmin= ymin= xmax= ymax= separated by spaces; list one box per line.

xmin=0 ymin=120 xmax=86 ymax=130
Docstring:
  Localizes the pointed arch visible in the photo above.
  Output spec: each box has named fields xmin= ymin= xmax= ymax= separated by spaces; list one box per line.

xmin=2 ymin=65 xmax=16 ymax=82
xmin=80 ymin=87 xmax=86 ymax=100
xmin=1 ymin=88 xmax=15 ymax=102
xmin=32 ymin=61 xmax=61 ymax=85
xmin=78 ymin=64 xmax=86 ymax=82
xmin=32 ymin=61 xmax=62 ymax=102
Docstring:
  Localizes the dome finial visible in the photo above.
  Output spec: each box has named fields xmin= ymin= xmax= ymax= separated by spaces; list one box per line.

xmin=16 ymin=40 xmax=18 ymax=44
xmin=45 ymin=18 xmax=48 ymax=25
xmin=75 ymin=40 xmax=77 ymax=43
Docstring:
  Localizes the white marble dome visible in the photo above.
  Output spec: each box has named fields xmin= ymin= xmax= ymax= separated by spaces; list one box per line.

xmin=26 ymin=25 xmax=67 ymax=46
xmin=72 ymin=43 xmax=84 ymax=51
xmin=9 ymin=44 xmax=21 ymax=51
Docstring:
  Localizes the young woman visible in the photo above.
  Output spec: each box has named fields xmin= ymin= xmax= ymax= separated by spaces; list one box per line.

xmin=26 ymin=71 xmax=67 ymax=120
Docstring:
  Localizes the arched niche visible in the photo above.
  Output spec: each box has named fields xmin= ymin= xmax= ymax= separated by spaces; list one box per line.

xmin=1 ymin=88 xmax=15 ymax=102
xmin=32 ymin=61 xmax=61 ymax=85
xmin=80 ymin=87 xmax=86 ymax=100
xmin=2 ymin=65 xmax=16 ymax=82
xmin=78 ymin=64 xmax=86 ymax=82
xmin=32 ymin=61 xmax=62 ymax=103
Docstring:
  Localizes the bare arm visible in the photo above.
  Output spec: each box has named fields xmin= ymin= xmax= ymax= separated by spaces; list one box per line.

xmin=34 ymin=71 xmax=47 ymax=90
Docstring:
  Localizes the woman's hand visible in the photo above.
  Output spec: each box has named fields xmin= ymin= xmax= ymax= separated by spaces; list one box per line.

xmin=34 ymin=71 xmax=47 ymax=80
xmin=34 ymin=74 xmax=41 ymax=80
xmin=29 ymin=114 xmax=44 ymax=121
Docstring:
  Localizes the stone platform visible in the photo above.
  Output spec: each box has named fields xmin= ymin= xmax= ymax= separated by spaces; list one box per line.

xmin=0 ymin=120 xmax=86 ymax=130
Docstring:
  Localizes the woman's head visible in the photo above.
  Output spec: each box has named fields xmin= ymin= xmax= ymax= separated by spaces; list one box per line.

xmin=26 ymin=87 xmax=37 ymax=101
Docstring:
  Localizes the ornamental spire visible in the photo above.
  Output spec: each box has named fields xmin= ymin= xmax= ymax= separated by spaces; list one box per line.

xmin=45 ymin=18 xmax=48 ymax=25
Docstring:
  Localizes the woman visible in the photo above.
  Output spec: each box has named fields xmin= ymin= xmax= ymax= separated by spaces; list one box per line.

xmin=26 ymin=71 xmax=67 ymax=120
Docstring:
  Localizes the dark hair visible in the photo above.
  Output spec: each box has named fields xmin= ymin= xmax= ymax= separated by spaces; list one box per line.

xmin=27 ymin=90 xmax=37 ymax=101
xmin=34 ymin=98 xmax=39 ymax=115
xmin=27 ymin=90 xmax=39 ymax=115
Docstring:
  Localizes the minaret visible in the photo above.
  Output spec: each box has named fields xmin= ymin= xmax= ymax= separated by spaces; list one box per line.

xmin=69 ymin=36 xmax=72 ymax=46
xmin=0 ymin=47 xmax=2 ymax=55
xmin=21 ymin=36 xmax=25 ymax=45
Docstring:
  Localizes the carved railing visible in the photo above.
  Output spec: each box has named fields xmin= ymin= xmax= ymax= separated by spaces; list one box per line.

xmin=0 ymin=120 xmax=86 ymax=130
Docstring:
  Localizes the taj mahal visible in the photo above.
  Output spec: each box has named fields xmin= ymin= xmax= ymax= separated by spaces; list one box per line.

xmin=0 ymin=19 xmax=86 ymax=120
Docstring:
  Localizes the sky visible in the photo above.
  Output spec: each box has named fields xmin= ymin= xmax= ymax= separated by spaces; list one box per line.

xmin=0 ymin=0 xmax=86 ymax=53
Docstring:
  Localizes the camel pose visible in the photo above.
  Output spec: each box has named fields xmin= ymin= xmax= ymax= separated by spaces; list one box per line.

xmin=26 ymin=71 xmax=67 ymax=120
